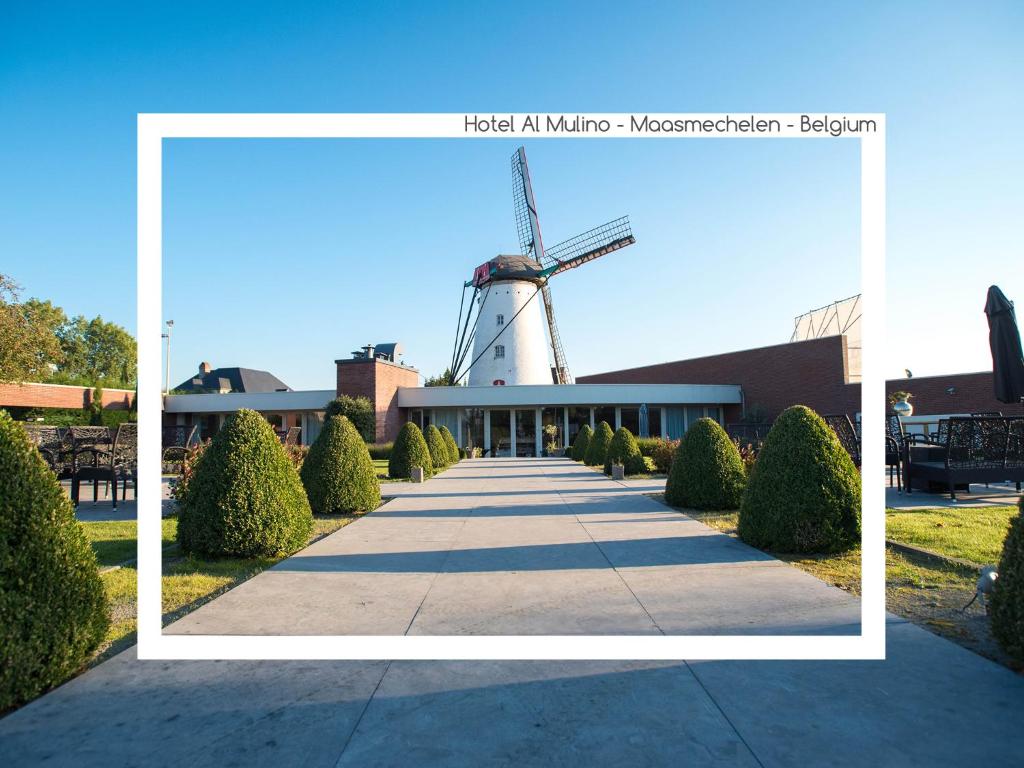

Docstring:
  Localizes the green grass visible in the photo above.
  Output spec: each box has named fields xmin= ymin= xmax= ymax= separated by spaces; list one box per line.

xmin=885 ymin=506 xmax=1017 ymax=565
xmin=81 ymin=518 xmax=178 ymax=566
xmin=83 ymin=513 xmax=355 ymax=661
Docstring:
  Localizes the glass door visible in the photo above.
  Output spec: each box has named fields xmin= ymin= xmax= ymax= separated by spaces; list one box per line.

xmin=490 ymin=410 xmax=511 ymax=457
xmin=515 ymin=409 xmax=537 ymax=457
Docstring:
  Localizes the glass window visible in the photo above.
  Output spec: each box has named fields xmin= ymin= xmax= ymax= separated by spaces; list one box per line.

xmin=494 ymin=345 xmax=505 ymax=359
xmin=666 ymin=408 xmax=685 ymax=439
xmin=541 ymin=407 xmax=564 ymax=454
xmin=515 ymin=409 xmax=537 ymax=457
xmin=705 ymin=406 xmax=721 ymax=425
xmin=490 ymin=410 xmax=511 ymax=457
xmin=594 ymin=406 xmax=615 ymax=430
xmin=647 ymin=406 xmax=662 ymax=438
xmin=685 ymin=407 xmax=704 ymax=432
xmin=460 ymin=408 xmax=483 ymax=453
xmin=567 ymin=407 xmax=590 ymax=447
xmin=620 ymin=407 xmax=640 ymax=435
xmin=496 ymin=314 xmax=504 ymax=326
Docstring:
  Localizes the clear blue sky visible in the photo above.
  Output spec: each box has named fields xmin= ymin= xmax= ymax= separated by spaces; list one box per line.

xmin=2 ymin=1 xmax=1021 ymax=389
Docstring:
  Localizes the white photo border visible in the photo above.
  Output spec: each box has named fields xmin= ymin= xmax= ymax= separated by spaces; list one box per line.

xmin=137 ymin=113 xmax=885 ymax=660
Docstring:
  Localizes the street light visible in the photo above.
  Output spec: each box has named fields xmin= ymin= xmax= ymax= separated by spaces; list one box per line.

xmin=162 ymin=320 xmax=174 ymax=394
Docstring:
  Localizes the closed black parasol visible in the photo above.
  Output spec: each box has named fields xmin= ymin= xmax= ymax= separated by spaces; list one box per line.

xmin=985 ymin=285 xmax=1024 ymax=404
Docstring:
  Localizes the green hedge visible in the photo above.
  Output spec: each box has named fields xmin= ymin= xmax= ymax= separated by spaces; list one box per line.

xmin=604 ymin=427 xmax=647 ymax=475
xmin=176 ymin=409 xmax=314 ymax=557
xmin=389 ymin=422 xmax=434 ymax=479
xmin=300 ymin=415 xmax=381 ymax=514
xmin=325 ymin=395 xmax=376 ymax=442
xmin=665 ymin=418 xmax=745 ymax=510
xmin=571 ymin=424 xmax=593 ymax=461
xmin=439 ymin=425 xmax=460 ymax=464
xmin=425 ymin=424 xmax=450 ymax=470
xmin=991 ymin=497 xmax=1024 ymax=662
xmin=584 ymin=421 xmax=614 ymax=467
xmin=738 ymin=405 xmax=860 ymax=553
xmin=0 ymin=410 xmax=109 ymax=710
xmin=367 ymin=442 xmax=393 ymax=460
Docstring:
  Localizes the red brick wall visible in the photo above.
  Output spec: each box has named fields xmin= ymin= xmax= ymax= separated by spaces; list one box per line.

xmin=0 ymin=382 xmax=133 ymax=411
xmin=336 ymin=359 xmax=419 ymax=442
xmin=873 ymin=372 xmax=1023 ymax=416
xmin=578 ymin=336 xmax=858 ymax=423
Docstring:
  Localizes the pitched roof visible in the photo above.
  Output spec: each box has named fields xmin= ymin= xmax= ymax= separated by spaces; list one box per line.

xmin=173 ymin=367 xmax=291 ymax=394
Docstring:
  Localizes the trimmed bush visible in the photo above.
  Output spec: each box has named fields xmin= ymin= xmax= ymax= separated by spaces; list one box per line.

xmin=637 ymin=436 xmax=678 ymax=474
xmin=325 ymin=395 xmax=376 ymax=442
xmin=665 ymin=418 xmax=746 ymax=510
xmin=425 ymin=424 xmax=450 ymax=470
xmin=738 ymin=405 xmax=860 ymax=553
xmin=584 ymin=421 xmax=614 ymax=467
xmin=389 ymin=422 xmax=434 ymax=479
xmin=300 ymin=415 xmax=381 ymax=514
xmin=991 ymin=498 xmax=1024 ymax=662
xmin=604 ymin=427 xmax=647 ymax=476
xmin=0 ymin=410 xmax=109 ymax=710
xmin=439 ymin=425 xmax=460 ymax=464
xmin=571 ymin=424 xmax=593 ymax=461
xmin=176 ymin=409 xmax=314 ymax=557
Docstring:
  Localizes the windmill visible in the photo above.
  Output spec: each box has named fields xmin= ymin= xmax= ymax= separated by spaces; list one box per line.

xmin=448 ymin=147 xmax=636 ymax=386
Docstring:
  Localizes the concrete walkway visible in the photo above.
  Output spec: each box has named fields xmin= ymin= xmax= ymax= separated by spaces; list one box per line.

xmin=4 ymin=458 xmax=1024 ymax=765
xmin=166 ymin=458 xmax=860 ymax=636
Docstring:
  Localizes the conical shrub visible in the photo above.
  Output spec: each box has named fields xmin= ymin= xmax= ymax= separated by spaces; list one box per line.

xmin=991 ymin=498 xmax=1024 ymax=662
xmin=604 ymin=427 xmax=647 ymax=476
xmin=665 ymin=418 xmax=746 ymax=510
xmin=439 ymin=425 xmax=460 ymax=465
xmin=389 ymin=422 xmax=434 ymax=479
xmin=176 ymin=409 xmax=313 ymax=557
xmin=425 ymin=424 xmax=450 ymax=470
xmin=584 ymin=421 xmax=614 ymax=467
xmin=738 ymin=405 xmax=860 ymax=553
xmin=0 ymin=410 xmax=108 ymax=710
xmin=300 ymin=415 xmax=381 ymax=514
xmin=571 ymin=424 xmax=593 ymax=461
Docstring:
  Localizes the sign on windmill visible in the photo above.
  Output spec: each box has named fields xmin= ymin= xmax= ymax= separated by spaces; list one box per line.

xmin=448 ymin=147 xmax=637 ymax=387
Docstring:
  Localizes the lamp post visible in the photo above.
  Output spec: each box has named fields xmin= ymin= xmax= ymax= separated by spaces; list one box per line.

xmin=162 ymin=320 xmax=174 ymax=394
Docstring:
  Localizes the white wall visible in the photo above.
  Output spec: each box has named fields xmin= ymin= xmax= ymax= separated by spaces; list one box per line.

xmin=467 ymin=280 xmax=552 ymax=386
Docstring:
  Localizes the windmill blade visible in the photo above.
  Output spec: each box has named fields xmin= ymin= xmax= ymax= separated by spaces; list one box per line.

xmin=511 ymin=147 xmax=545 ymax=261
xmin=539 ymin=283 xmax=572 ymax=384
xmin=541 ymin=216 xmax=635 ymax=277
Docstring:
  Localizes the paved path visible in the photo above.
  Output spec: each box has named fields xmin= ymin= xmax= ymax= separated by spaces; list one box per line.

xmin=166 ymin=458 xmax=860 ymax=636
xmin=4 ymin=458 xmax=1024 ymax=765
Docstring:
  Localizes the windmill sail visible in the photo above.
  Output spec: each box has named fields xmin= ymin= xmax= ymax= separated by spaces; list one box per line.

xmin=541 ymin=216 xmax=635 ymax=277
xmin=512 ymin=147 xmax=572 ymax=383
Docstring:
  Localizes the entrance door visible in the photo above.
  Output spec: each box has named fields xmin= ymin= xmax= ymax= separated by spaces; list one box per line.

xmin=490 ymin=410 xmax=511 ymax=457
xmin=515 ymin=409 xmax=537 ymax=457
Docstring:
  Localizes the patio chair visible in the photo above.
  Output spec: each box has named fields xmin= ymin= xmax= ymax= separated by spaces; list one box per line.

xmin=22 ymin=424 xmax=74 ymax=479
xmin=884 ymin=414 xmax=904 ymax=491
xmin=281 ymin=426 xmax=301 ymax=447
xmin=71 ymin=424 xmax=137 ymax=509
xmin=824 ymin=414 xmax=861 ymax=468
xmin=162 ymin=424 xmax=198 ymax=466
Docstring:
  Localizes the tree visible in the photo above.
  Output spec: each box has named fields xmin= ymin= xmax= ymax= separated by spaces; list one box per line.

xmin=424 ymin=368 xmax=462 ymax=387
xmin=0 ymin=275 xmax=63 ymax=383
xmin=664 ymin=418 xmax=746 ymax=510
xmin=425 ymin=424 xmax=450 ymax=470
xmin=325 ymin=395 xmax=376 ymax=442
xmin=439 ymin=425 xmax=460 ymax=463
xmin=53 ymin=315 xmax=137 ymax=388
xmin=603 ymin=427 xmax=647 ymax=476
xmin=388 ymin=422 xmax=434 ymax=479
xmin=584 ymin=421 xmax=614 ymax=467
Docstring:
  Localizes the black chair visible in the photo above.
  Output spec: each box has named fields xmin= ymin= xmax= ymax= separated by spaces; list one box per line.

xmin=162 ymin=424 xmax=198 ymax=467
xmin=884 ymin=414 xmax=904 ymax=491
xmin=71 ymin=424 xmax=137 ymax=509
xmin=824 ymin=414 xmax=861 ymax=468
xmin=22 ymin=424 xmax=74 ymax=480
xmin=280 ymin=426 xmax=301 ymax=447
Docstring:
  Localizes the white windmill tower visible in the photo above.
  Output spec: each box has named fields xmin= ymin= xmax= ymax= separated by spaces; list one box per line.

xmin=449 ymin=147 xmax=636 ymax=386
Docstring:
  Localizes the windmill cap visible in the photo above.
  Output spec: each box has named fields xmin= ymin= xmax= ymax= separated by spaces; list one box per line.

xmin=472 ymin=255 xmax=548 ymax=287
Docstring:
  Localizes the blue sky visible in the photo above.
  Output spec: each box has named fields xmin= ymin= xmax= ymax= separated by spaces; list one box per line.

xmin=2 ymin=1 xmax=1022 ymax=388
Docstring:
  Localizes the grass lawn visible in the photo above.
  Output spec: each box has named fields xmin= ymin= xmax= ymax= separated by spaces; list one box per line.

xmin=885 ymin=505 xmax=1017 ymax=565
xmin=84 ymin=513 xmax=356 ymax=661
xmin=659 ymin=498 xmax=1018 ymax=668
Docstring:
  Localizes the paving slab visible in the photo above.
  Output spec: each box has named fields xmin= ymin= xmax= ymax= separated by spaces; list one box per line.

xmin=165 ymin=457 xmax=862 ymax=636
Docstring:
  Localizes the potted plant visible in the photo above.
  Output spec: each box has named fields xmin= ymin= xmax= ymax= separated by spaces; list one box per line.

xmin=889 ymin=391 xmax=914 ymax=418
xmin=542 ymin=424 xmax=560 ymax=457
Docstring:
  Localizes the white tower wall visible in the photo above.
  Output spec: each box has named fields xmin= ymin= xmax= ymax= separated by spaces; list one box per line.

xmin=467 ymin=280 xmax=552 ymax=386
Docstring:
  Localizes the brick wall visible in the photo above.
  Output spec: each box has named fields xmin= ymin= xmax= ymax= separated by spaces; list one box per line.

xmin=874 ymin=372 xmax=1023 ymax=416
xmin=0 ymin=381 xmax=133 ymax=411
xmin=578 ymin=336 xmax=858 ymax=423
xmin=336 ymin=359 xmax=419 ymax=442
